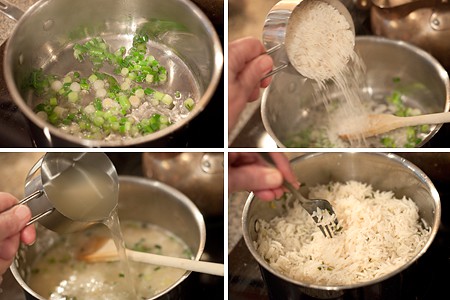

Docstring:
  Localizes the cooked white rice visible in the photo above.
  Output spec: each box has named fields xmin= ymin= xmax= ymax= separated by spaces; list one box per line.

xmin=254 ymin=180 xmax=430 ymax=286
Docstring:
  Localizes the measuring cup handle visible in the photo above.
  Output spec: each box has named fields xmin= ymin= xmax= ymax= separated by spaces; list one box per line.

xmin=262 ymin=44 xmax=288 ymax=80
xmin=16 ymin=190 xmax=54 ymax=226
xmin=262 ymin=63 xmax=288 ymax=80
xmin=0 ymin=1 xmax=24 ymax=22
xmin=266 ymin=44 xmax=282 ymax=55
xmin=18 ymin=190 xmax=44 ymax=205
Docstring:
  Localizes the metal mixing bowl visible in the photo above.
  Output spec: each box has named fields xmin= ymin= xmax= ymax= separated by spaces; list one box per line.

xmin=243 ymin=152 xmax=441 ymax=299
xmin=261 ymin=36 xmax=450 ymax=148
xmin=10 ymin=176 xmax=206 ymax=300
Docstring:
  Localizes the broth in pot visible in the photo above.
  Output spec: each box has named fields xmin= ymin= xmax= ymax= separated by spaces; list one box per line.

xmin=28 ymin=220 xmax=192 ymax=300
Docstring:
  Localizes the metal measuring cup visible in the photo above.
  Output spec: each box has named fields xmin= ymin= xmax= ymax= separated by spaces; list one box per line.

xmin=262 ymin=0 xmax=356 ymax=79
xmin=19 ymin=153 xmax=119 ymax=234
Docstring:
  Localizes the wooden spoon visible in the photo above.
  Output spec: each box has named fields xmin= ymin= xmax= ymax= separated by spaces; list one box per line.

xmin=76 ymin=237 xmax=224 ymax=277
xmin=338 ymin=111 xmax=450 ymax=140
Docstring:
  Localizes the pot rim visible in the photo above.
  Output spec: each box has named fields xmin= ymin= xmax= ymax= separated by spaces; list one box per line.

xmin=261 ymin=35 xmax=450 ymax=148
xmin=242 ymin=152 xmax=441 ymax=291
xmin=3 ymin=0 xmax=223 ymax=147
xmin=10 ymin=175 xmax=207 ymax=300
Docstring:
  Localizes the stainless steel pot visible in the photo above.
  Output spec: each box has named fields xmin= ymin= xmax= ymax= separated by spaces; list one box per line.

xmin=0 ymin=0 xmax=223 ymax=147
xmin=261 ymin=36 xmax=450 ymax=148
xmin=356 ymin=0 xmax=450 ymax=70
xmin=243 ymin=152 xmax=441 ymax=299
xmin=142 ymin=152 xmax=224 ymax=217
xmin=10 ymin=175 xmax=206 ymax=300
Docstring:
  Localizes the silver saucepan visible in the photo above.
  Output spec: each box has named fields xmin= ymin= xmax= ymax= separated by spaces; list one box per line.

xmin=243 ymin=152 xmax=441 ymax=299
xmin=11 ymin=175 xmax=206 ymax=299
xmin=261 ymin=36 xmax=450 ymax=148
xmin=0 ymin=0 xmax=223 ymax=147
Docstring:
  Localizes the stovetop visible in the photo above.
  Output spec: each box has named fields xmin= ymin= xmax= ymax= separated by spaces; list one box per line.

xmin=228 ymin=152 xmax=450 ymax=300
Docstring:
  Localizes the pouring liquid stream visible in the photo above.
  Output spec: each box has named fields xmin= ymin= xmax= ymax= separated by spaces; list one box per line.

xmin=103 ymin=208 xmax=138 ymax=299
xmin=52 ymin=161 xmax=138 ymax=299
xmin=44 ymin=159 xmax=139 ymax=298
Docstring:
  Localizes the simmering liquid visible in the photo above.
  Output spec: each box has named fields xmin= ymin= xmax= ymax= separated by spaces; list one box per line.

xmin=28 ymin=220 xmax=192 ymax=300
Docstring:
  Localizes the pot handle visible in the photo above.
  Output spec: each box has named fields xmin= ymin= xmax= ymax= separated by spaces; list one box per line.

xmin=0 ymin=0 xmax=24 ymax=22
xmin=371 ymin=0 xmax=442 ymax=19
xmin=201 ymin=153 xmax=223 ymax=174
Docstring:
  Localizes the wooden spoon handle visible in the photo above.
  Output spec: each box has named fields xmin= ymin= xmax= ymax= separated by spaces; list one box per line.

xmin=400 ymin=111 xmax=450 ymax=127
xmin=340 ymin=111 xmax=450 ymax=140
xmin=127 ymin=250 xmax=224 ymax=276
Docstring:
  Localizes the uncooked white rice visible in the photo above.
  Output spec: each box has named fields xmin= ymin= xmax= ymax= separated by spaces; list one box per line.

xmin=285 ymin=0 xmax=355 ymax=83
xmin=254 ymin=181 xmax=430 ymax=286
xmin=285 ymin=0 xmax=372 ymax=146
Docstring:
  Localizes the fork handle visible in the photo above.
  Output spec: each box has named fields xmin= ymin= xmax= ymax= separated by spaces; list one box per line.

xmin=280 ymin=180 xmax=307 ymax=205
xmin=258 ymin=153 xmax=307 ymax=205
xmin=259 ymin=152 xmax=277 ymax=167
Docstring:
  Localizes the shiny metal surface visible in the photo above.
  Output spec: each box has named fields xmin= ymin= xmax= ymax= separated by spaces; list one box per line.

xmin=23 ymin=152 xmax=118 ymax=233
xmin=10 ymin=175 xmax=206 ymax=300
xmin=261 ymin=36 xmax=450 ymax=148
xmin=0 ymin=0 xmax=24 ymax=21
xmin=366 ymin=0 xmax=450 ymax=69
xmin=142 ymin=152 xmax=224 ymax=217
xmin=242 ymin=152 xmax=441 ymax=299
xmin=2 ymin=0 xmax=223 ymax=147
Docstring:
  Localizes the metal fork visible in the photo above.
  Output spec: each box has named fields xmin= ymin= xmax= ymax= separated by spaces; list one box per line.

xmin=259 ymin=153 xmax=341 ymax=238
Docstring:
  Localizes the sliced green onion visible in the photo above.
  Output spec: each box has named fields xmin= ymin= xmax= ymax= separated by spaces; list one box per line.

xmin=184 ymin=98 xmax=195 ymax=111
xmin=93 ymin=116 xmax=104 ymax=127
xmin=31 ymin=34 xmax=192 ymax=141
xmin=88 ymin=74 xmax=98 ymax=83
xmin=144 ymin=88 xmax=154 ymax=95
xmin=49 ymin=97 xmax=58 ymax=106
xmin=68 ymin=91 xmax=79 ymax=102
xmin=161 ymin=94 xmax=173 ymax=106
xmin=118 ymin=95 xmax=131 ymax=111
xmin=153 ymin=91 xmax=164 ymax=101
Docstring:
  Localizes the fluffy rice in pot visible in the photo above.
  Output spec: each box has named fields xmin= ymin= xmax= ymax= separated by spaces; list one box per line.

xmin=254 ymin=180 xmax=431 ymax=286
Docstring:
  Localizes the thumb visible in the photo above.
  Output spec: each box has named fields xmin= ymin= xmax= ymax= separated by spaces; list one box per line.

xmin=0 ymin=205 xmax=31 ymax=241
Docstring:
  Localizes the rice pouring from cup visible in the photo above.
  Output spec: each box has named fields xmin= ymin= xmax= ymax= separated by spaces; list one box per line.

xmin=285 ymin=0 xmax=355 ymax=83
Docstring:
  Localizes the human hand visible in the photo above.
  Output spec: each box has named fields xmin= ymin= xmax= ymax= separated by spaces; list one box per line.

xmin=0 ymin=192 xmax=36 ymax=283
xmin=228 ymin=152 xmax=298 ymax=201
xmin=228 ymin=37 xmax=274 ymax=131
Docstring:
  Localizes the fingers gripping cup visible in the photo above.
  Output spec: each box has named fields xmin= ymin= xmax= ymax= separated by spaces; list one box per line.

xmin=20 ymin=153 xmax=119 ymax=234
